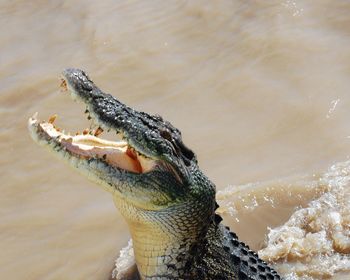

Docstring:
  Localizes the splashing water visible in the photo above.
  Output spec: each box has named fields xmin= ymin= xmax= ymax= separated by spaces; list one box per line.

xmin=217 ymin=161 xmax=350 ymax=279
xmin=259 ymin=161 xmax=350 ymax=279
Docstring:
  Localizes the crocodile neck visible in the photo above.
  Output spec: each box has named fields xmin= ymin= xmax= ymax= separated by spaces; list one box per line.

xmin=114 ymin=196 xmax=212 ymax=279
xmin=115 ymin=195 xmax=243 ymax=280
xmin=131 ymin=229 xmax=195 ymax=279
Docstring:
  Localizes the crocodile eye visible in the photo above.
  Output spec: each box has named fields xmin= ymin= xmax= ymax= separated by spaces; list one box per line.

xmin=160 ymin=129 xmax=172 ymax=141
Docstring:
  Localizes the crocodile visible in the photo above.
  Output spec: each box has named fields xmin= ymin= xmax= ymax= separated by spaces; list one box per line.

xmin=28 ymin=68 xmax=281 ymax=280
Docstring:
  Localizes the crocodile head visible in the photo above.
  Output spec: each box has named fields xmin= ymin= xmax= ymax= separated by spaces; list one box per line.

xmin=28 ymin=68 xmax=216 ymax=278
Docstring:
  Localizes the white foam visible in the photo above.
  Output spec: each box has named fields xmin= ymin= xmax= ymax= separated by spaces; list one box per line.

xmin=259 ymin=161 xmax=350 ymax=279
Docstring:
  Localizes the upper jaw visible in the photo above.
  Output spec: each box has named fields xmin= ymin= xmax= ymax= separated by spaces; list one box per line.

xmin=28 ymin=68 xmax=190 ymax=183
xmin=28 ymin=67 xmax=159 ymax=175
xmin=61 ymin=68 xmax=190 ymax=181
xmin=61 ymin=68 xmax=150 ymax=154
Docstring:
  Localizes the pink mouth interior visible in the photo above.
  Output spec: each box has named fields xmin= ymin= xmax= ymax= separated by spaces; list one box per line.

xmin=29 ymin=117 xmax=156 ymax=174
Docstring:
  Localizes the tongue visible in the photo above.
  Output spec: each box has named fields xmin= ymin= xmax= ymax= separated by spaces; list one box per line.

xmin=126 ymin=148 xmax=142 ymax=173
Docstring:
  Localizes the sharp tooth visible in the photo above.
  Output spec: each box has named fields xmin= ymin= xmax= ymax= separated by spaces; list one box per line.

xmin=48 ymin=114 xmax=57 ymax=124
xmin=31 ymin=112 xmax=39 ymax=120
xmin=94 ymin=127 xmax=103 ymax=137
xmin=60 ymin=79 xmax=67 ymax=91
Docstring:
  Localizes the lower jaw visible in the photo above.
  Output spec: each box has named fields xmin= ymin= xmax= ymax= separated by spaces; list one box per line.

xmin=28 ymin=114 xmax=157 ymax=174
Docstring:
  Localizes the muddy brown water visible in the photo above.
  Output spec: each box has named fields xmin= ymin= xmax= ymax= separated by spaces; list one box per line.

xmin=1 ymin=1 xmax=350 ymax=279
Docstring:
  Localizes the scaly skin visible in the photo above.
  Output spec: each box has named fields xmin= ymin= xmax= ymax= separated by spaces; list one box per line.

xmin=28 ymin=69 xmax=281 ymax=280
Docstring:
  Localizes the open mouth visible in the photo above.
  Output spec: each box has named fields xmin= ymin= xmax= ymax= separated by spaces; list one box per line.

xmin=28 ymin=77 xmax=156 ymax=174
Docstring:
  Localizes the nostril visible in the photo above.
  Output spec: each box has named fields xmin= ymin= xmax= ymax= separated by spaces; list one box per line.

xmin=81 ymin=81 xmax=93 ymax=91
